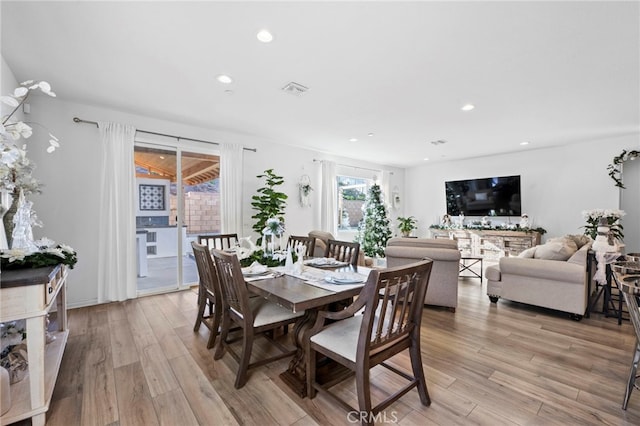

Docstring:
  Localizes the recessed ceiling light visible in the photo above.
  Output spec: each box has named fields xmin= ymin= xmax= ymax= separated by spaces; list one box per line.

xmin=257 ymin=29 xmax=274 ymax=43
xmin=520 ymin=141 xmax=530 ymax=146
xmin=216 ymin=74 xmax=233 ymax=84
xmin=224 ymin=89 xmax=234 ymax=95
xmin=349 ymin=138 xmax=358 ymax=142
xmin=423 ymin=157 xmax=429 ymax=161
xmin=368 ymin=133 xmax=374 ymax=137
xmin=461 ymin=104 xmax=475 ymax=111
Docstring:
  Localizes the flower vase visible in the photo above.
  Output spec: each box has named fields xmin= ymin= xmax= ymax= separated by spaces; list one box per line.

xmin=2 ymin=190 xmax=19 ymax=249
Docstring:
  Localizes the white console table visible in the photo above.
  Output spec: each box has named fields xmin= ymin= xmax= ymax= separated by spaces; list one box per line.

xmin=0 ymin=265 xmax=68 ymax=426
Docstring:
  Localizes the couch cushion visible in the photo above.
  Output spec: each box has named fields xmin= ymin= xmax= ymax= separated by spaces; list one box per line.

xmin=533 ymin=239 xmax=577 ymax=261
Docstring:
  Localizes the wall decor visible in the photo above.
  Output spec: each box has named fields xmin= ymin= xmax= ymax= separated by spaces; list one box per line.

xmin=299 ymin=174 xmax=312 ymax=207
xmin=139 ymin=184 xmax=165 ymax=211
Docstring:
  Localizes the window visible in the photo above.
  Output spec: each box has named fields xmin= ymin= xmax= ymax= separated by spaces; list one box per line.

xmin=336 ymin=175 xmax=374 ymax=231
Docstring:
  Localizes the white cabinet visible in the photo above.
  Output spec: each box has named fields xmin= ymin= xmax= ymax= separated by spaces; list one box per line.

xmin=0 ymin=265 xmax=68 ymax=426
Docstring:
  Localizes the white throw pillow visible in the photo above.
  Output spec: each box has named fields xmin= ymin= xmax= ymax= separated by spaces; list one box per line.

xmin=518 ymin=247 xmax=537 ymax=258
xmin=533 ymin=239 xmax=578 ymax=261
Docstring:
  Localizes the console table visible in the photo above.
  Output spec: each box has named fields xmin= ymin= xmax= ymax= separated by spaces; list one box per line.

xmin=430 ymin=229 xmax=541 ymax=260
xmin=0 ymin=265 xmax=68 ymax=426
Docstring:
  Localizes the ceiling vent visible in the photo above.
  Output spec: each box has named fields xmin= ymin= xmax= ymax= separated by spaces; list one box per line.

xmin=430 ymin=139 xmax=447 ymax=145
xmin=281 ymin=82 xmax=309 ymax=96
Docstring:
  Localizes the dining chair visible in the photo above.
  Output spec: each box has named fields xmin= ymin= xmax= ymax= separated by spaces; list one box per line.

xmin=191 ymin=241 xmax=222 ymax=349
xmin=198 ymin=233 xmax=239 ymax=251
xmin=211 ymin=249 xmax=305 ymax=389
xmin=612 ymin=260 xmax=640 ymax=409
xmin=306 ymin=259 xmax=433 ymax=425
xmin=325 ymin=239 xmax=360 ymax=267
xmin=287 ymin=235 xmax=316 ymax=257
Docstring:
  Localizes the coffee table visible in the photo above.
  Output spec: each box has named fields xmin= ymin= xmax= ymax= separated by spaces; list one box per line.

xmin=460 ymin=256 xmax=483 ymax=283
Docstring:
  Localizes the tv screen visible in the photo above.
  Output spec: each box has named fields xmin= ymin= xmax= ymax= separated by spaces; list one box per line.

xmin=445 ymin=175 xmax=521 ymax=217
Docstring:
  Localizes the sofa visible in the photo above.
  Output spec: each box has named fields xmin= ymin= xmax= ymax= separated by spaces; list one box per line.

xmin=486 ymin=235 xmax=592 ymax=320
xmin=384 ymin=237 xmax=462 ymax=311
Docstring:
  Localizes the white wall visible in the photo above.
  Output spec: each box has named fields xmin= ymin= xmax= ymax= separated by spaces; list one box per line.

xmin=404 ymin=137 xmax=637 ymax=241
xmin=23 ymin=94 xmax=404 ymax=307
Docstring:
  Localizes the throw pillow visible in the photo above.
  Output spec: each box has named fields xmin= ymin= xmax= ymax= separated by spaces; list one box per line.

xmin=518 ymin=247 xmax=537 ymax=258
xmin=563 ymin=234 xmax=591 ymax=249
xmin=534 ymin=239 xmax=578 ymax=261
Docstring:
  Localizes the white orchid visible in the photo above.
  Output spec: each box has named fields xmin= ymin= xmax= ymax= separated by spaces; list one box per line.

xmin=0 ymin=248 xmax=27 ymax=262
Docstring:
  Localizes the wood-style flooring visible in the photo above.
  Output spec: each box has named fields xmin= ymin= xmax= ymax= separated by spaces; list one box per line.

xmin=30 ymin=278 xmax=640 ymax=425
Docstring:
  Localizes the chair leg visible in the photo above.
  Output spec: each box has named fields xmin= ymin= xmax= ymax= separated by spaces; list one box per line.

xmin=193 ymin=286 xmax=205 ymax=332
xmin=214 ymin=312 xmax=231 ymax=360
xmin=409 ymin=338 xmax=431 ymax=406
xmin=355 ymin=366 xmax=373 ymax=426
xmin=623 ymin=341 xmax=640 ymax=409
xmin=235 ymin=329 xmax=254 ymax=389
xmin=206 ymin=299 xmax=221 ymax=349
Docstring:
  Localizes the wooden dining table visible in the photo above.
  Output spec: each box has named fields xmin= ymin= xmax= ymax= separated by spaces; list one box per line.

xmin=246 ymin=264 xmax=372 ymax=397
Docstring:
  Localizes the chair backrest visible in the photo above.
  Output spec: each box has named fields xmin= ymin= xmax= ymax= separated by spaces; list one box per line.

xmin=612 ymin=261 xmax=640 ymax=339
xmin=191 ymin=241 xmax=221 ymax=300
xmin=357 ymin=260 xmax=433 ymax=359
xmin=287 ymin=235 xmax=316 ymax=257
xmin=309 ymin=230 xmax=335 ymax=257
xmin=325 ymin=239 xmax=360 ymax=267
xmin=198 ymin=233 xmax=239 ymax=251
xmin=211 ymin=249 xmax=253 ymax=326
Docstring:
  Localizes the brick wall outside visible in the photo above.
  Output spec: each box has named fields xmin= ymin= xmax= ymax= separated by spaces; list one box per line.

xmin=169 ymin=192 xmax=221 ymax=235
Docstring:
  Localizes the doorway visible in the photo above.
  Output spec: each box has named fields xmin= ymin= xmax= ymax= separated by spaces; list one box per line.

xmin=134 ymin=142 xmax=220 ymax=294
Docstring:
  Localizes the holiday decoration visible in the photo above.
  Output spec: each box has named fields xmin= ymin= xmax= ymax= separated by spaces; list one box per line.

xmin=356 ymin=184 xmax=392 ymax=257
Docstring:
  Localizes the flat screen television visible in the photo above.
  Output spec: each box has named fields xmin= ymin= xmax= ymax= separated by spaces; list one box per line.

xmin=445 ymin=175 xmax=521 ymax=217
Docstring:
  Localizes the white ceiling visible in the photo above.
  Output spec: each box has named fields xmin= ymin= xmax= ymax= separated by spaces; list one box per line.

xmin=2 ymin=1 xmax=639 ymax=168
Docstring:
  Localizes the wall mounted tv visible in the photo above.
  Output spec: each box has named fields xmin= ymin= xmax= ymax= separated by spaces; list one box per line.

xmin=445 ymin=175 xmax=521 ymax=217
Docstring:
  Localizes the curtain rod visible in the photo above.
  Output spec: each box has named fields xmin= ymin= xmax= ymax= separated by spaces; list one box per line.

xmin=72 ymin=117 xmax=257 ymax=152
xmin=313 ymin=158 xmax=394 ymax=175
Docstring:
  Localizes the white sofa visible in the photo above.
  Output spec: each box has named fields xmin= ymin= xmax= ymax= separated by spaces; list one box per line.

xmin=384 ymin=237 xmax=461 ymax=311
xmin=486 ymin=235 xmax=592 ymax=320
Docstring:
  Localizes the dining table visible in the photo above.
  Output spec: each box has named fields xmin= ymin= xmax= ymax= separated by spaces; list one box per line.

xmin=244 ymin=261 xmax=372 ymax=398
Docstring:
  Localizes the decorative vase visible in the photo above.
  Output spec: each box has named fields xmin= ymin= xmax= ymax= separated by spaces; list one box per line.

xmin=2 ymin=190 xmax=19 ymax=249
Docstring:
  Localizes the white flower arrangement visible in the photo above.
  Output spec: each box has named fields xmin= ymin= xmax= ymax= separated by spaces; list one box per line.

xmin=0 ymin=237 xmax=77 ymax=270
xmin=1 ymin=80 xmax=60 ymax=193
xmin=581 ymin=208 xmax=626 ymax=241
xmin=262 ymin=217 xmax=285 ymax=236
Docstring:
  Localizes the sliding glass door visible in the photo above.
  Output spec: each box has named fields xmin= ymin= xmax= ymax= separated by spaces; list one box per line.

xmin=134 ymin=141 xmax=220 ymax=294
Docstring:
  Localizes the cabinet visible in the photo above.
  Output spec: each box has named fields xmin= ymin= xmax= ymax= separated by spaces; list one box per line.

xmin=0 ymin=265 xmax=68 ymax=426
xmin=430 ymin=229 xmax=541 ymax=260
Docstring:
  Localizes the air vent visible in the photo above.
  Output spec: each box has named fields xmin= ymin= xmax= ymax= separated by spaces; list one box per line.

xmin=281 ymin=82 xmax=309 ymax=96
xmin=430 ymin=139 xmax=447 ymax=145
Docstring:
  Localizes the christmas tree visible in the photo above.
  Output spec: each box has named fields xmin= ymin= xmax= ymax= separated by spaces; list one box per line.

xmin=356 ymin=184 xmax=392 ymax=257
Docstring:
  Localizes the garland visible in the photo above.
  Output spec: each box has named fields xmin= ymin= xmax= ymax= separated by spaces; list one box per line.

xmin=607 ymin=149 xmax=639 ymax=189
xmin=0 ymin=242 xmax=77 ymax=270
xmin=429 ymin=224 xmax=547 ymax=235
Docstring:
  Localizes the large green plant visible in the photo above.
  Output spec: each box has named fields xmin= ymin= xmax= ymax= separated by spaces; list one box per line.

xmin=251 ymin=169 xmax=287 ymax=245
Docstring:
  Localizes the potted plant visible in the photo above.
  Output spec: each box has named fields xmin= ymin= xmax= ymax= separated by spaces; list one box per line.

xmin=251 ymin=169 xmax=287 ymax=246
xmin=397 ymin=216 xmax=417 ymax=237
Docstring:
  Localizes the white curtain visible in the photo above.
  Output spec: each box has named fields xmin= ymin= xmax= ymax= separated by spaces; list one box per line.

xmin=380 ymin=170 xmax=392 ymax=209
xmin=220 ymin=143 xmax=244 ymax=235
xmin=320 ymin=160 xmax=337 ymax=233
xmin=97 ymin=122 xmax=137 ymax=303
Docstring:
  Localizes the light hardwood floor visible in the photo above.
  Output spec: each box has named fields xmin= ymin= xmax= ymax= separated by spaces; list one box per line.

xmin=31 ymin=277 xmax=640 ymax=425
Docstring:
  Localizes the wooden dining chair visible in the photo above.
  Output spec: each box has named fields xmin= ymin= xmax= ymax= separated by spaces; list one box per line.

xmin=191 ymin=241 xmax=222 ymax=349
xmin=612 ymin=260 xmax=640 ymax=409
xmin=198 ymin=233 xmax=239 ymax=251
xmin=211 ymin=249 xmax=305 ymax=389
xmin=287 ymin=235 xmax=316 ymax=257
xmin=325 ymin=239 xmax=360 ymax=267
xmin=306 ymin=259 xmax=433 ymax=425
